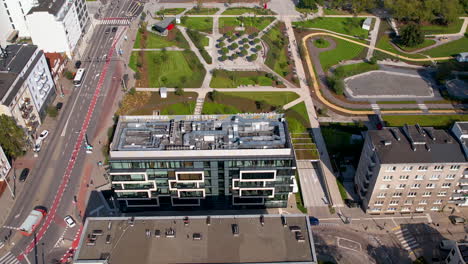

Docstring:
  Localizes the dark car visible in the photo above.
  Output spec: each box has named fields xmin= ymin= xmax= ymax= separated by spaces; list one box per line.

xmin=75 ymin=60 xmax=82 ymax=69
xmin=309 ymin=216 xmax=320 ymax=226
xmin=105 ymin=27 xmax=111 ymax=34
xmin=19 ymin=168 xmax=30 ymax=182
xmin=345 ymin=199 xmax=360 ymax=208
xmin=112 ymin=27 xmax=117 ymax=33
xmin=56 ymin=102 xmax=63 ymax=111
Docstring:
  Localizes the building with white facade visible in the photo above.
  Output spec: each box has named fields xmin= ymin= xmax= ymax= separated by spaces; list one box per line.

xmin=450 ymin=122 xmax=468 ymax=206
xmin=354 ymin=124 xmax=467 ymax=214
xmin=0 ymin=44 xmax=55 ymax=136
xmin=0 ymin=145 xmax=11 ymax=181
xmin=0 ymin=0 xmax=35 ymax=46
xmin=26 ymin=0 xmax=89 ymax=58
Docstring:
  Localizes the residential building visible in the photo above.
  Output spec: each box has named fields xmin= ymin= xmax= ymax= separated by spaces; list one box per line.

xmin=354 ymin=124 xmax=467 ymax=214
xmin=450 ymin=122 xmax=468 ymax=206
xmin=73 ymin=215 xmax=318 ymax=264
xmin=0 ymin=44 xmax=55 ymax=136
xmin=0 ymin=0 xmax=35 ymax=46
xmin=109 ymin=114 xmax=297 ymax=209
xmin=445 ymin=242 xmax=467 ymax=264
xmin=26 ymin=0 xmax=89 ymax=58
xmin=45 ymin=52 xmax=67 ymax=85
xmin=0 ymin=145 xmax=11 ymax=181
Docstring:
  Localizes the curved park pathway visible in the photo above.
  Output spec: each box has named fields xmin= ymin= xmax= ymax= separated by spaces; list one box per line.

xmin=301 ymin=31 xmax=459 ymax=115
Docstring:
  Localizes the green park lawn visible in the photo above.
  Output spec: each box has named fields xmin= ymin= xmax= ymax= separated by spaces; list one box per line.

xmin=395 ymin=39 xmax=436 ymax=52
xmin=313 ymin=38 xmax=331 ymax=48
xmin=186 ymin=29 xmax=212 ymax=63
xmin=219 ymin=17 xmax=275 ymax=34
xmin=333 ymin=62 xmax=379 ymax=78
xmin=210 ymin=70 xmax=282 ymax=88
xmin=383 ymin=115 xmax=468 ymax=128
xmin=263 ymin=23 xmax=293 ymax=79
xmin=293 ymin=17 xmax=369 ymax=38
xmin=186 ymin=7 xmax=219 ymax=15
xmin=375 ymin=35 xmax=426 ymax=59
xmin=117 ymin=92 xmax=197 ymax=116
xmin=421 ymin=19 xmax=464 ymax=35
xmin=422 ymin=36 xmax=468 ymax=57
xmin=222 ymin=7 xmax=276 ymax=15
xmin=130 ymin=51 xmax=205 ymax=88
xmin=156 ymin=8 xmax=185 ymax=15
xmin=318 ymin=37 xmax=366 ymax=72
xmin=134 ymin=26 xmax=188 ymax=49
xmin=202 ymin=91 xmax=298 ymax=114
xmin=181 ymin=17 xmax=213 ymax=34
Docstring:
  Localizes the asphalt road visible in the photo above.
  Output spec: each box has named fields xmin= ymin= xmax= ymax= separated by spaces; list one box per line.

xmin=0 ymin=0 xmax=138 ymax=263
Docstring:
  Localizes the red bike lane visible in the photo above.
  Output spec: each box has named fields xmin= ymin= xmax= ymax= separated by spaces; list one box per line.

xmin=17 ymin=30 xmax=125 ymax=262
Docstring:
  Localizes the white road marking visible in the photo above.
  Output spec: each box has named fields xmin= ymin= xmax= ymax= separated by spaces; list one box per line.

xmin=337 ymin=237 xmax=362 ymax=252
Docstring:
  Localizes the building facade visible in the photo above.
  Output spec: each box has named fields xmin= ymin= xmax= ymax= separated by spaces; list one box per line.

xmin=0 ymin=0 xmax=35 ymax=46
xmin=0 ymin=144 xmax=11 ymax=181
xmin=109 ymin=114 xmax=297 ymax=210
xmin=355 ymin=125 xmax=467 ymax=214
xmin=0 ymin=44 xmax=55 ymax=136
xmin=450 ymin=122 xmax=468 ymax=206
xmin=26 ymin=0 xmax=89 ymax=58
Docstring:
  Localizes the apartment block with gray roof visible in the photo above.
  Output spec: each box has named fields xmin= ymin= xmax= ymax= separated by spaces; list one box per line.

xmin=0 ymin=44 xmax=56 ymax=136
xmin=355 ymin=124 xmax=467 ymax=214
xmin=450 ymin=122 xmax=468 ymax=206
xmin=109 ymin=114 xmax=297 ymax=210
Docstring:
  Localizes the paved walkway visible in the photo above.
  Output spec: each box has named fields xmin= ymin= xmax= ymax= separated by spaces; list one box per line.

xmin=296 ymin=161 xmax=328 ymax=207
xmin=366 ymin=17 xmax=381 ymax=59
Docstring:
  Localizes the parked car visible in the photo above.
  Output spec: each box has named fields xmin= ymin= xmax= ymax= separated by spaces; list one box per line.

xmin=449 ymin=215 xmax=466 ymax=225
xmin=439 ymin=240 xmax=456 ymax=251
xmin=19 ymin=168 xmax=30 ymax=182
xmin=105 ymin=27 xmax=111 ymax=34
xmin=112 ymin=27 xmax=117 ymax=33
xmin=56 ymin=102 xmax=63 ymax=111
xmin=75 ymin=60 xmax=82 ymax=69
xmin=38 ymin=130 xmax=49 ymax=141
xmin=309 ymin=216 xmax=320 ymax=226
xmin=64 ymin=215 xmax=76 ymax=228
xmin=33 ymin=139 xmax=42 ymax=152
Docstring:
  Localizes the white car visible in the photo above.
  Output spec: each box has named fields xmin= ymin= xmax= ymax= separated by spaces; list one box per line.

xmin=38 ymin=130 xmax=49 ymax=141
xmin=33 ymin=139 xmax=42 ymax=152
xmin=64 ymin=215 xmax=76 ymax=228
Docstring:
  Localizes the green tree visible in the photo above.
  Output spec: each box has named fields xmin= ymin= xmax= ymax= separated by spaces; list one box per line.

xmin=255 ymin=100 xmax=267 ymax=110
xmin=255 ymin=45 xmax=262 ymax=50
xmin=248 ymin=54 xmax=258 ymax=61
xmin=221 ymin=47 xmax=229 ymax=54
xmin=128 ymin=87 xmax=136 ymax=95
xmin=297 ymin=0 xmax=318 ymax=9
xmin=0 ymin=114 xmax=26 ymax=158
xmin=64 ymin=70 xmax=74 ymax=80
xmin=209 ymin=90 xmax=219 ymax=101
xmin=400 ymin=22 xmax=424 ymax=47
xmin=175 ymin=87 xmax=184 ymax=96
xmin=47 ymin=106 xmax=58 ymax=118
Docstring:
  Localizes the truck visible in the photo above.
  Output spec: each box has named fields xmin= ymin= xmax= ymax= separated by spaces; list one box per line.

xmin=19 ymin=208 xmax=47 ymax=236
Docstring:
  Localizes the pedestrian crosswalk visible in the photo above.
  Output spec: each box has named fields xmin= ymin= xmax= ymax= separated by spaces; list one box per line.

xmin=194 ymin=97 xmax=205 ymax=115
xmin=98 ymin=18 xmax=132 ymax=25
xmin=0 ymin=252 xmax=20 ymax=264
xmin=394 ymin=226 xmax=419 ymax=251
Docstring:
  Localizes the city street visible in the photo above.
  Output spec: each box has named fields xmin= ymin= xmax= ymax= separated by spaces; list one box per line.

xmin=0 ymin=0 xmax=139 ymax=263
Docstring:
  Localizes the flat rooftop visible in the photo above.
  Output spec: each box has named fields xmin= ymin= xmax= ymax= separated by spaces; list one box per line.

xmin=369 ymin=125 xmax=466 ymax=164
xmin=74 ymin=215 xmax=317 ymax=264
xmin=110 ymin=114 xmax=293 ymax=159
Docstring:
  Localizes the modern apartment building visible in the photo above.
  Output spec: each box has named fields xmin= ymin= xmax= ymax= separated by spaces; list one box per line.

xmin=74 ymin=215 xmax=318 ymax=264
xmin=0 ymin=0 xmax=35 ymax=46
xmin=450 ymin=122 xmax=468 ymax=206
xmin=355 ymin=124 xmax=467 ymax=214
xmin=26 ymin=0 xmax=89 ymax=58
xmin=0 ymin=44 xmax=55 ymax=136
xmin=0 ymin=145 xmax=11 ymax=181
xmin=109 ymin=114 xmax=297 ymax=210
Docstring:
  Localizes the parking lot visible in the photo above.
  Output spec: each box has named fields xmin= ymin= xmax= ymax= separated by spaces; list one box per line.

xmin=344 ymin=70 xmax=435 ymax=99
